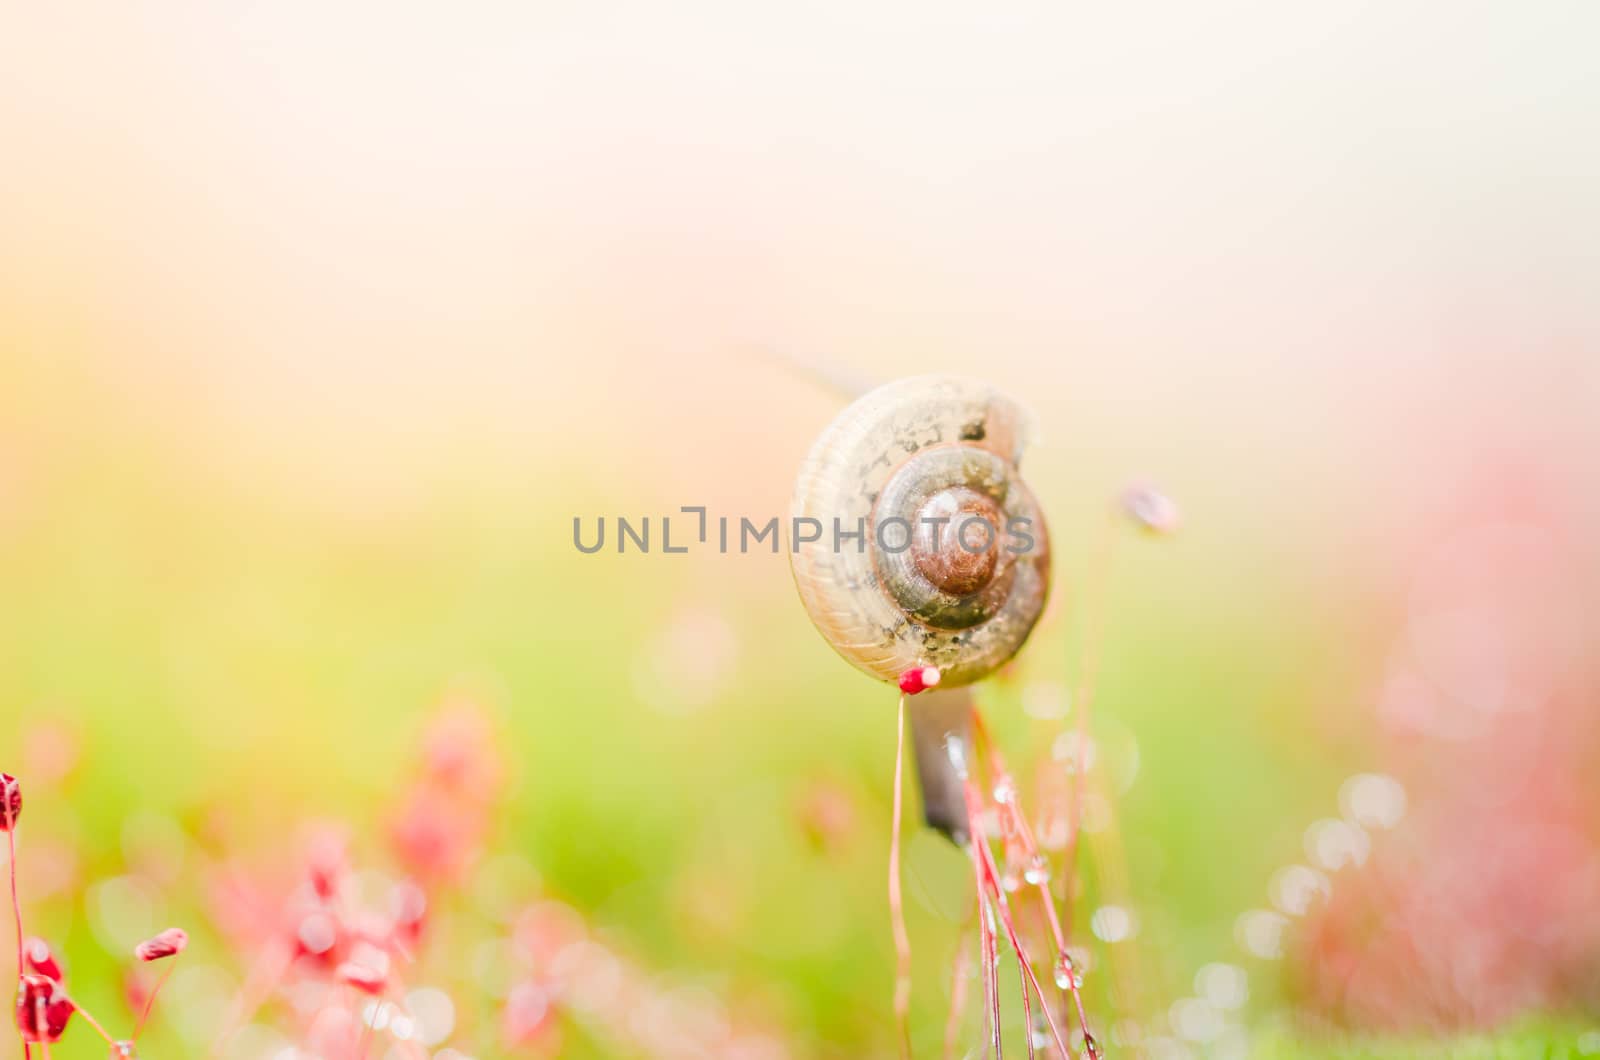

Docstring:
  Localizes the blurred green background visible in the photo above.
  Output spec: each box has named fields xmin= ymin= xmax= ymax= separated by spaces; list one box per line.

xmin=9 ymin=349 xmax=1593 ymax=1057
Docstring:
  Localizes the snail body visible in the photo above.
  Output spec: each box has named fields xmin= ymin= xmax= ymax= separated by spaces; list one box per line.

xmin=789 ymin=376 xmax=1051 ymax=688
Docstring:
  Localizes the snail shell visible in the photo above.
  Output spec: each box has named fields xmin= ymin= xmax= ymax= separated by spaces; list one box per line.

xmin=790 ymin=375 xmax=1051 ymax=688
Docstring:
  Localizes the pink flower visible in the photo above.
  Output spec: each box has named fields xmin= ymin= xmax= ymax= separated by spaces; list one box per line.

xmin=503 ymin=981 xmax=555 ymax=1046
xmin=135 ymin=927 xmax=189 ymax=962
xmin=421 ymin=701 xmax=504 ymax=801
xmin=292 ymin=909 xmax=341 ymax=964
xmin=335 ymin=940 xmax=391 ymax=996
xmin=304 ymin=827 xmax=351 ymax=901
xmin=390 ymin=879 xmax=428 ymax=948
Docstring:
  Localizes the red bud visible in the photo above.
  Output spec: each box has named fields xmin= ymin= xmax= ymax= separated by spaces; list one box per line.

xmin=23 ymin=937 xmax=62 ymax=981
xmin=897 ymin=666 xmax=942 ymax=696
xmin=135 ymin=927 xmax=188 ymax=963
xmin=15 ymin=974 xmax=73 ymax=1043
xmin=0 ymin=773 xmax=19 ymax=832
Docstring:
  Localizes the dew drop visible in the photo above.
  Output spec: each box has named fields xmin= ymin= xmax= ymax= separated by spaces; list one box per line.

xmin=1054 ymin=953 xmax=1084 ymax=991
xmin=1023 ymin=854 xmax=1050 ymax=886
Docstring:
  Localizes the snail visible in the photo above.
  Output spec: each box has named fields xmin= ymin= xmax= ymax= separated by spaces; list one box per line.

xmin=789 ymin=375 xmax=1051 ymax=689
xmin=787 ymin=373 xmax=1107 ymax=1059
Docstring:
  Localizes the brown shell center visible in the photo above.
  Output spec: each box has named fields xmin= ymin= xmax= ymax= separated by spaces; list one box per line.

xmin=912 ymin=488 xmax=1003 ymax=596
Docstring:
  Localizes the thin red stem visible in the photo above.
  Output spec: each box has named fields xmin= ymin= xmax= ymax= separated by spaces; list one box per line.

xmin=974 ymin=865 xmax=1001 ymax=1059
xmin=982 ymin=856 xmax=1071 ymax=1059
xmin=134 ymin=958 xmax=178 ymax=1040
xmin=68 ymin=996 xmax=116 ymax=1045
xmin=962 ymin=773 xmax=1072 ymax=1059
xmin=209 ymin=936 xmax=294 ymax=1057
xmin=969 ymin=709 xmax=1095 ymax=1049
xmin=10 ymin=828 xmax=30 ymax=1059
xmin=889 ymin=694 xmax=913 ymax=1059
xmin=7 ymin=830 xmax=19 ymax=974
xmin=955 ymin=733 xmax=1003 ymax=1059
xmin=1016 ymin=950 xmax=1036 ymax=1060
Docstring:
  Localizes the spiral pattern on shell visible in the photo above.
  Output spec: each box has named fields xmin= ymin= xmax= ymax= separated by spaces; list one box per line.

xmin=789 ymin=375 xmax=1051 ymax=688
